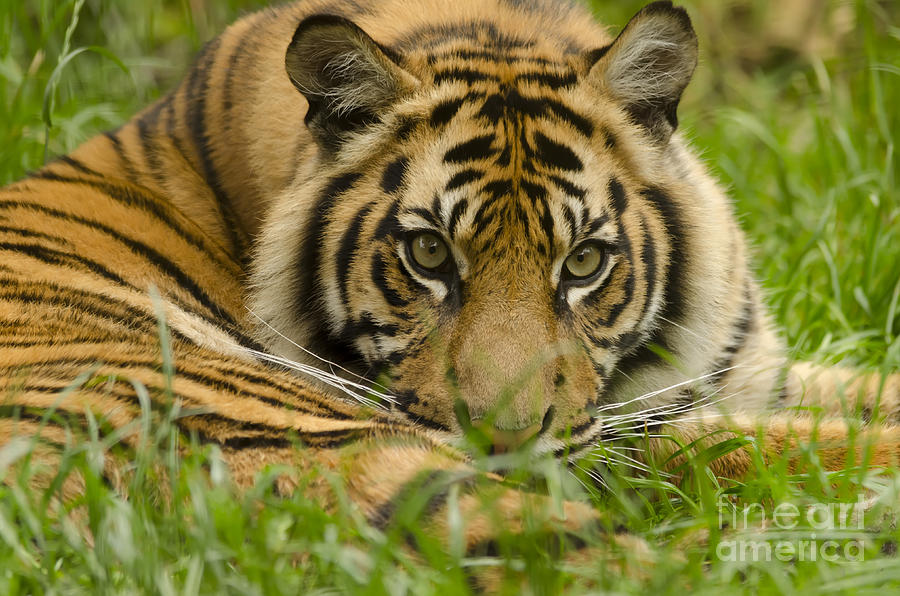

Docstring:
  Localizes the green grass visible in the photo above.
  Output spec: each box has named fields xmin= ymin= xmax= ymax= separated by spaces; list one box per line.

xmin=2 ymin=0 xmax=899 ymax=593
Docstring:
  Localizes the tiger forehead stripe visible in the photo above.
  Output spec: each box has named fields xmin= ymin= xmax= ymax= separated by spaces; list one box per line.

xmin=380 ymin=156 xmax=409 ymax=195
xmin=428 ymin=86 xmax=594 ymax=138
xmin=444 ymin=168 xmax=483 ymax=192
xmin=532 ymin=132 xmax=583 ymax=172
xmin=513 ymin=71 xmax=578 ymax=90
xmin=443 ymin=134 xmax=496 ymax=163
xmin=447 ymin=198 xmax=470 ymax=238
xmin=425 ymin=49 xmax=563 ymax=67
xmin=608 ymin=178 xmax=628 ymax=216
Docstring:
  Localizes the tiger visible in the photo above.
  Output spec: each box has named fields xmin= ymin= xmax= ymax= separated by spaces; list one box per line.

xmin=2 ymin=0 xmax=898 ymax=561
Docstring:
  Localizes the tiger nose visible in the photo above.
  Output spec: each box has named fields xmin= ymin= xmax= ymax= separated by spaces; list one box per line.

xmin=485 ymin=423 xmax=543 ymax=454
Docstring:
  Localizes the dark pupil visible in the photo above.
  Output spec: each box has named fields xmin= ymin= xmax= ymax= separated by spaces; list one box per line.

xmin=428 ymin=242 xmax=437 ymax=255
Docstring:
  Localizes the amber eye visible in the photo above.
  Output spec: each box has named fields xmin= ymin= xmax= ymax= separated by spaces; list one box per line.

xmin=408 ymin=232 xmax=450 ymax=273
xmin=563 ymin=243 xmax=606 ymax=281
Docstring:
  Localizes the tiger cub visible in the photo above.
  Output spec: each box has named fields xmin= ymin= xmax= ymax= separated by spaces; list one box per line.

xmin=1 ymin=0 xmax=898 ymax=544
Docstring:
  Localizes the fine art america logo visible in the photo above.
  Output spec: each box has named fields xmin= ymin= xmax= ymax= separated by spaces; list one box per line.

xmin=716 ymin=495 xmax=868 ymax=562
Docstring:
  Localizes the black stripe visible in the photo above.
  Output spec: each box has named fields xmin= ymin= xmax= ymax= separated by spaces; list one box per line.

xmin=161 ymin=356 xmax=354 ymax=418
xmin=222 ymin=24 xmax=256 ymax=118
xmin=165 ymin=89 xmax=193 ymax=166
xmin=193 ymin=432 xmax=293 ymax=450
xmin=24 ymin=171 xmax=233 ymax=271
xmin=501 ymin=87 xmax=544 ymax=119
xmin=583 ymin=227 xmax=634 ymax=326
xmin=445 ymin=168 xmax=483 ymax=192
xmin=604 ymin=189 xmax=688 ymax=376
xmin=394 ymin=117 xmax=419 ymax=141
xmin=560 ymin=203 xmax=578 ymax=244
xmin=341 ymin=312 xmax=401 ymax=345
xmin=496 ymin=90 xmax=594 ymax=138
xmin=495 ymin=145 xmax=511 ymax=167
xmin=608 ymin=177 xmax=627 ymax=216
xmin=53 ymin=155 xmax=102 ymax=178
xmin=368 ymin=469 xmax=469 ymax=530
xmin=380 ymin=156 xmax=409 ymax=195
xmin=532 ymin=132 xmax=582 ymax=172
xmin=0 ymin=405 xmax=120 ymax=440
xmin=371 ymin=251 xmax=409 ymax=308
xmin=470 ymin=199 xmax=498 ymax=240
xmin=543 ymin=98 xmax=594 ymax=137
xmin=447 ymin=199 xmax=469 ymax=238
xmin=443 ymin=135 xmax=495 ymax=163
xmin=407 ymin=207 xmax=440 ymax=227
xmin=0 ymin=225 xmax=69 ymax=244
xmin=535 ymin=196 xmax=555 ymax=253
xmin=708 ymin=287 xmax=756 ymax=383
xmin=548 ymin=175 xmax=586 ymax=200
xmin=0 ymin=336 xmax=141 ymax=349
xmin=0 ymin=286 xmax=158 ymax=337
xmin=514 ymin=71 xmax=577 ymax=89
xmin=135 ymin=98 xmax=169 ymax=180
xmin=481 ymin=179 xmax=513 ymax=200
xmin=430 ymin=97 xmax=466 ymax=126
xmin=373 ymin=199 xmax=401 ymax=240
xmin=637 ymin=214 xmax=658 ymax=324
xmin=393 ymin=395 xmax=452 ymax=432
xmin=0 ymin=200 xmax=235 ymax=327
xmin=602 ymin=127 xmax=618 ymax=150
xmin=103 ymin=131 xmax=140 ymax=185
xmin=584 ymin=214 xmax=609 ymax=236
xmin=295 ymin=172 xmax=362 ymax=314
xmin=7 ymin=351 xmax=349 ymax=419
xmin=477 ymin=93 xmax=506 ymax=123
xmin=433 ymin=68 xmax=499 ymax=85
xmin=1 ymin=240 xmax=132 ymax=291
xmin=427 ymin=49 xmax=560 ymax=66
xmin=641 ymin=187 xmax=689 ymax=327
xmin=521 ymin=180 xmax=547 ymax=202
xmin=337 ymin=202 xmax=376 ymax=308
xmin=184 ymin=36 xmax=245 ymax=257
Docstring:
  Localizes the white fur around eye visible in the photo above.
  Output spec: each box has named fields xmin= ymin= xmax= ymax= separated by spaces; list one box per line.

xmin=396 ymin=243 xmax=449 ymax=301
xmin=563 ymin=255 xmax=618 ymax=307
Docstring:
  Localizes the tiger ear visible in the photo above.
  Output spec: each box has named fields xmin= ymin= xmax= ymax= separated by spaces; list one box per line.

xmin=585 ymin=1 xmax=697 ymax=144
xmin=286 ymin=15 xmax=418 ymax=151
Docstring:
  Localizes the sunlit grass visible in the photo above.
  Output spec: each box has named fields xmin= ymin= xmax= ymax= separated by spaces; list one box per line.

xmin=1 ymin=0 xmax=899 ymax=593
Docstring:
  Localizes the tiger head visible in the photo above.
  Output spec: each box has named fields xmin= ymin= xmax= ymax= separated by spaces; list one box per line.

xmin=250 ymin=2 xmax=732 ymax=456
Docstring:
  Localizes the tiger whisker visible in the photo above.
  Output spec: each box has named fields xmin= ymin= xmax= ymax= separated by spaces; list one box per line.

xmin=658 ymin=315 xmax=720 ymax=349
xmin=573 ymin=463 xmax=610 ymax=491
xmin=246 ymin=348 xmax=398 ymax=410
xmin=567 ymin=468 xmax=603 ymax=494
xmin=586 ymin=447 xmax=660 ymax=475
xmin=605 ymin=386 xmax=737 ymax=422
xmin=598 ymin=384 xmax=739 ymax=427
xmin=598 ymin=391 xmax=743 ymax=437
xmin=591 ymin=390 xmax=745 ymax=441
xmin=246 ymin=307 xmax=393 ymax=394
xmin=592 ymin=366 xmax=740 ymax=416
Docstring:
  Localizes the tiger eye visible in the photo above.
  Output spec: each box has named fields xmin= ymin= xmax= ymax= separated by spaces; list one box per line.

xmin=563 ymin=243 xmax=605 ymax=280
xmin=410 ymin=232 xmax=449 ymax=271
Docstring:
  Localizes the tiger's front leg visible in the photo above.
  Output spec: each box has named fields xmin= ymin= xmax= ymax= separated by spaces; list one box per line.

xmin=653 ymin=363 xmax=900 ymax=481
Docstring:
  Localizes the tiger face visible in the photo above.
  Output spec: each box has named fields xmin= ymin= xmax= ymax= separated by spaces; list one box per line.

xmin=251 ymin=3 xmax=712 ymax=455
